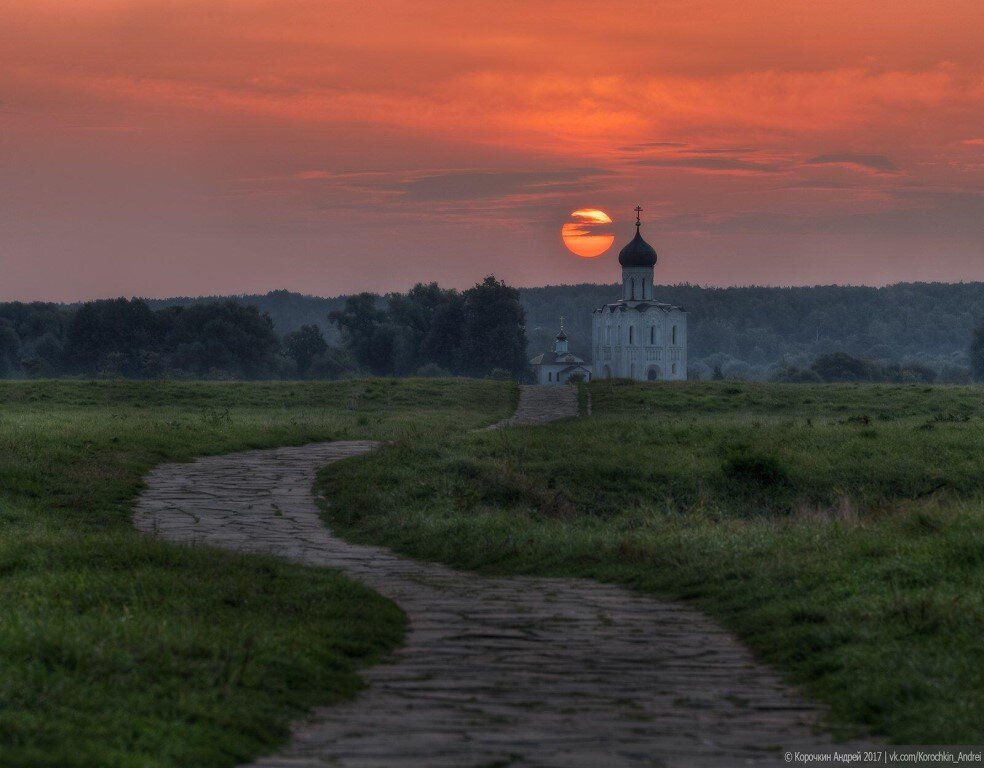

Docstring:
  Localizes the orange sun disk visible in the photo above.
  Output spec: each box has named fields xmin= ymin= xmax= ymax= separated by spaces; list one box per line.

xmin=562 ymin=209 xmax=614 ymax=258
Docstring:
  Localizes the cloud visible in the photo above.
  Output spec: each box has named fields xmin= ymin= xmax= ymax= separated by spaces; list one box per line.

xmin=805 ymin=154 xmax=898 ymax=172
xmin=619 ymin=141 xmax=689 ymax=152
xmin=2 ymin=0 xmax=983 ymax=298
xmin=381 ymin=168 xmax=611 ymax=202
xmin=634 ymin=156 xmax=780 ymax=173
xmin=620 ymin=144 xmax=782 ymax=174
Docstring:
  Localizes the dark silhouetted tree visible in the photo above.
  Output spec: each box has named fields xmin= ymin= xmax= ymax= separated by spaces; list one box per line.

xmin=307 ymin=346 xmax=359 ymax=380
xmin=460 ymin=276 xmax=528 ymax=378
xmin=283 ymin=324 xmax=328 ymax=377
xmin=971 ymin=318 xmax=984 ymax=382
xmin=65 ymin=298 xmax=164 ymax=377
xmin=0 ymin=320 xmax=20 ymax=376
xmin=419 ymin=295 xmax=465 ymax=374
xmin=810 ymin=352 xmax=873 ymax=382
xmin=328 ymin=293 xmax=395 ymax=375
xmin=164 ymin=301 xmax=280 ymax=378
xmin=388 ymin=283 xmax=462 ymax=374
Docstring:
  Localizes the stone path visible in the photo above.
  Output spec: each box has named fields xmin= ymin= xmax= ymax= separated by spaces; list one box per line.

xmin=134 ymin=386 xmax=847 ymax=767
xmin=484 ymin=384 xmax=579 ymax=428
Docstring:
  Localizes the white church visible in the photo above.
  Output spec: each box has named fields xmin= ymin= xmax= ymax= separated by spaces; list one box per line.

xmin=529 ymin=320 xmax=593 ymax=385
xmin=592 ymin=207 xmax=687 ymax=381
xmin=531 ymin=207 xmax=687 ymax=384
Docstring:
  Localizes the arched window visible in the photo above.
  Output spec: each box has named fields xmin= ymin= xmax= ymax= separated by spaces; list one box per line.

xmin=630 ymin=278 xmax=636 ymax=300
xmin=672 ymin=325 xmax=678 ymax=345
xmin=548 ymin=371 xmax=552 ymax=382
xmin=672 ymin=363 xmax=677 ymax=375
xmin=629 ymin=326 xmax=634 ymax=345
xmin=649 ymin=325 xmax=655 ymax=345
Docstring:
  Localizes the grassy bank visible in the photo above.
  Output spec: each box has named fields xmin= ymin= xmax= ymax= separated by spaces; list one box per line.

xmin=0 ymin=378 xmax=513 ymax=768
xmin=319 ymin=380 xmax=984 ymax=743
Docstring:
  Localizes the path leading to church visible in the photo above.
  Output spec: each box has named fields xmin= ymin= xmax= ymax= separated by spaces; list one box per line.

xmin=135 ymin=386 xmax=844 ymax=767
xmin=486 ymin=383 xmax=580 ymax=428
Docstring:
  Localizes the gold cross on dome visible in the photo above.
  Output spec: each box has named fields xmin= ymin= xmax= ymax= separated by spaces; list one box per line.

xmin=634 ymin=205 xmax=643 ymax=226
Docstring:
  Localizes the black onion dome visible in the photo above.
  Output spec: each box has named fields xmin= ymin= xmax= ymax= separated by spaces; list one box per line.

xmin=618 ymin=226 xmax=657 ymax=268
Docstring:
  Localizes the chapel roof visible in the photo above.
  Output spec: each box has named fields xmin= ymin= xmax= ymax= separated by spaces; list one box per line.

xmin=557 ymin=364 xmax=591 ymax=374
xmin=529 ymin=351 xmax=586 ymax=366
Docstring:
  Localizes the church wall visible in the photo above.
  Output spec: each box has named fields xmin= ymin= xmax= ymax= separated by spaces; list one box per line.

xmin=592 ymin=306 xmax=687 ymax=382
xmin=621 ymin=267 xmax=653 ymax=302
xmin=534 ymin=364 xmax=591 ymax=385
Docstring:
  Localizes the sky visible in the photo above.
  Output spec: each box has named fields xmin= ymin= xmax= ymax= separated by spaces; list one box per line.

xmin=1 ymin=0 xmax=982 ymax=301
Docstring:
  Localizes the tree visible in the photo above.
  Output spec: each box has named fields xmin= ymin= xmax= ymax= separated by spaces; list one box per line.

xmin=328 ymin=293 xmax=394 ymax=375
xmin=810 ymin=352 xmax=873 ymax=382
xmin=418 ymin=294 xmax=465 ymax=374
xmin=388 ymin=283 xmax=462 ymax=374
xmin=459 ymin=276 xmax=528 ymax=379
xmin=972 ymin=318 xmax=984 ymax=382
xmin=164 ymin=301 xmax=280 ymax=379
xmin=770 ymin=364 xmax=822 ymax=383
xmin=283 ymin=324 xmax=328 ymax=378
xmin=65 ymin=298 xmax=164 ymax=377
xmin=0 ymin=320 xmax=20 ymax=376
xmin=307 ymin=346 xmax=359 ymax=380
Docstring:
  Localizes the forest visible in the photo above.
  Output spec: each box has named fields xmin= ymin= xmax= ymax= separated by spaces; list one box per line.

xmin=0 ymin=278 xmax=529 ymax=381
xmin=1 ymin=281 xmax=983 ymax=382
xmin=520 ymin=282 xmax=984 ymax=382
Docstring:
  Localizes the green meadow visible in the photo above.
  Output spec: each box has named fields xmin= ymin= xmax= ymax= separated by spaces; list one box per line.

xmin=320 ymin=379 xmax=984 ymax=744
xmin=2 ymin=378 xmax=981 ymax=766
xmin=0 ymin=379 xmax=512 ymax=768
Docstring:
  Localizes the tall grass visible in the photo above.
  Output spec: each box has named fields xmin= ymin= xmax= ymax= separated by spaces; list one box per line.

xmin=319 ymin=380 xmax=984 ymax=743
xmin=0 ymin=378 xmax=514 ymax=768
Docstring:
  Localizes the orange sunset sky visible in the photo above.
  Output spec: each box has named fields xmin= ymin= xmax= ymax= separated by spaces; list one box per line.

xmin=1 ymin=0 xmax=982 ymax=300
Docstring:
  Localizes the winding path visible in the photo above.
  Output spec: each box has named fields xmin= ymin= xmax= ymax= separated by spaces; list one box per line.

xmin=134 ymin=386 xmax=845 ymax=767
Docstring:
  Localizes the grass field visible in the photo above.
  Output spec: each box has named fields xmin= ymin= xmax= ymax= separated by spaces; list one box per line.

xmin=319 ymin=380 xmax=984 ymax=744
xmin=0 ymin=379 xmax=513 ymax=768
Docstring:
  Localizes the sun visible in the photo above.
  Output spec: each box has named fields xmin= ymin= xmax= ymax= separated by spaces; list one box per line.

xmin=561 ymin=209 xmax=614 ymax=258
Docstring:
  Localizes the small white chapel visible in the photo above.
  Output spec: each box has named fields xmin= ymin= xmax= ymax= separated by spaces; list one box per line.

xmin=592 ymin=207 xmax=688 ymax=381
xmin=529 ymin=319 xmax=593 ymax=385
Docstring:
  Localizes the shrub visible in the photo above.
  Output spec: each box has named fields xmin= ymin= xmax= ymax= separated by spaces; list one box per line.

xmin=722 ymin=449 xmax=790 ymax=489
xmin=488 ymin=367 xmax=512 ymax=381
xmin=811 ymin=352 xmax=873 ymax=382
xmin=416 ymin=363 xmax=451 ymax=378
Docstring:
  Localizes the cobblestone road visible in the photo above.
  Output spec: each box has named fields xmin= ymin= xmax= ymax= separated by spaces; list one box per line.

xmin=134 ymin=386 xmax=845 ymax=767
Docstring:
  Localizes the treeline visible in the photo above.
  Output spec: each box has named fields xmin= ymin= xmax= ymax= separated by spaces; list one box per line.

xmin=144 ymin=289 xmax=348 ymax=345
xmin=0 ymin=277 xmax=528 ymax=380
xmin=0 ymin=299 xmax=284 ymax=379
xmin=327 ymin=277 xmax=527 ymax=378
xmin=141 ymin=282 xmax=984 ymax=382
xmin=3 ymin=280 xmax=983 ymax=382
xmin=520 ymin=282 xmax=984 ymax=382
xmin=772 ymin=353 xmax=944 ymax=384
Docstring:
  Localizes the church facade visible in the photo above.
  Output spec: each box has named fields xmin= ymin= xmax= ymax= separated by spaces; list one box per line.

xmin=529 ymin=321 xmax=593 ymax=385
xmin=591 ymin=209 xmax=687 ymax=381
